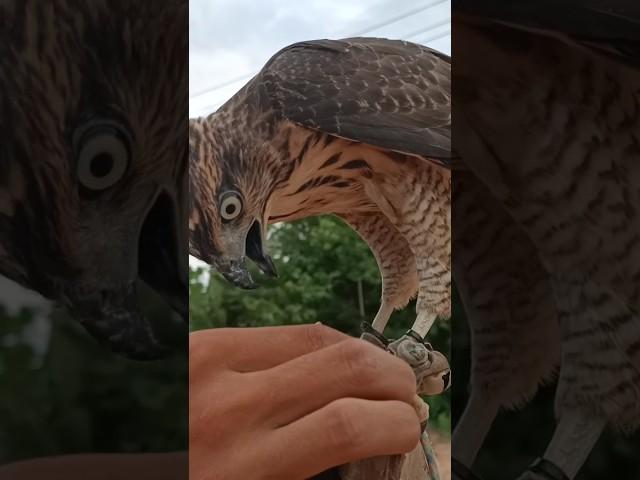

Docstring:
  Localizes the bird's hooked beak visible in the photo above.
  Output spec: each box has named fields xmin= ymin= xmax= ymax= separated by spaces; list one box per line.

xmin=212 ymin=219 xmax=278 ymax=290
xmin=66 ymin=283 xmax=171 ymax=360
xmin=65 ymin=191 xmax=188 ymax=360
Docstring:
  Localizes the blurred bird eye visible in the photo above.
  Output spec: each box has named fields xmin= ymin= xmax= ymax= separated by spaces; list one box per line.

xmin=220 ymin=192 xmax=243 ymax=221
xmin=76 ymin=127 xmax=129 ymax=191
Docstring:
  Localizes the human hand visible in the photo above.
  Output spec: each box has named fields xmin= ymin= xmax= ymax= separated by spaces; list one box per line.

xmin=190 ymin=324 xmax=421 ymax=480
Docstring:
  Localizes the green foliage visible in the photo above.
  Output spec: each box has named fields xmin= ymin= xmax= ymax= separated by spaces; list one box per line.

xmin=190 ymin=215 xmax=451 ymax=434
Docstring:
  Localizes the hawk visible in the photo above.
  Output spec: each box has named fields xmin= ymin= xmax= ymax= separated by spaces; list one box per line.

xmin=0 ymin=0 xmax=188 ymax=359
xmin=189 ymin=37 xmax=452 ymax=345
xmin=451 ymin=3 xmax=640 ymax=480
xmin=189 ymin=36 xmax=452 ymax=480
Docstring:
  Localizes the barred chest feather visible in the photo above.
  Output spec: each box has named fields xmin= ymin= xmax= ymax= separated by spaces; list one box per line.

xmin=267 ymin=121 xmax=448 ymax=233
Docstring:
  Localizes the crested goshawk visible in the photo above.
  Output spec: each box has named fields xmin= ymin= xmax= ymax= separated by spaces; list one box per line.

xmin=189 ymin=38 xmax=452 ymax=353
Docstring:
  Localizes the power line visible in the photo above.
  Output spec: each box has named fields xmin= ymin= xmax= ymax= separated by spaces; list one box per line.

xmin=401 ymin=17 xmax=450 ymax=41
xmin=349 ymin=0 xmax=448 ymax=36
xmin=418 ymin=29 xmax=451 ymax=46
xmin=189 ymin=72 xmax=255 ymax=99
xmin=189 ymin=0 xmax=450 ymax=100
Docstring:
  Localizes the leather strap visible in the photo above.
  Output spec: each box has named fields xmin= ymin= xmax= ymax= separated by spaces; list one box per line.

xmin=452 ymin=458 xmax=483 ymax=480
xmin=528 ymin=458 xmax=570 ymax=480
xmin=360 ymin=321 xmax=390 ymax=347
xmin=406 ymin=329 xmax=434 ymax=350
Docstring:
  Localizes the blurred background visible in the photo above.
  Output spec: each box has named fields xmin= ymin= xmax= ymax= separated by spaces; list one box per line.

xmin=0 ymin=1 xmax=188 ymax=468
xmin=0 ymin=279 xmax=188 ymax=463
xmin=450 ymin=5 xmax=640 ymax=479
xmin=453 ymin=292 xmax=640 ymax=479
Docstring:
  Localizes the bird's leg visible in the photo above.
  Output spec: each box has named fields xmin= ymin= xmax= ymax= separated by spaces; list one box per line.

xmin=515 ymin=409 xmax=606 ymax=480
xmin=372 ymin=301 xmax=395 ymax=333
xmin=338 ymin=213 xmax=418 ymax=336
xmin=451 ymin=392 xmax=500 ymax=472
xmin=412 ymin=255 xmax=450 ymax=338
xmin=412 ymin=310 xmax=438 ymax=338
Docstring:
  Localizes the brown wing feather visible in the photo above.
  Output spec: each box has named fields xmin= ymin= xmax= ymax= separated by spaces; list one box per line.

xmin=254 ymin=37 xmax=453 ymax=167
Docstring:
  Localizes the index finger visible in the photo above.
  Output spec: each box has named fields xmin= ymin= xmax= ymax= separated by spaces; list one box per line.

xmin=190 ymin=323 xmax=350 ymax=373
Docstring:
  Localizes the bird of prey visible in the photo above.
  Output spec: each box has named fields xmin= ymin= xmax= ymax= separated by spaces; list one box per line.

xmin=189 ymin=37 xmax=452 ymax=345
xmin=451 ymin=3 xmax=640 ymax=480
xmin=0 ymin=0 xmax=188 ymax=359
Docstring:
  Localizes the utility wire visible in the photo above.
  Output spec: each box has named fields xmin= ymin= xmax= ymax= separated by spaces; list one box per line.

xmin=189 ymin=73 xmax=255 ymax=99
xmin=349 ymin=0 xmax=447 ymax=36
xmin=189 ymin=0 xmax=449 ymax=99
xmin=418 ymin=29 xmax=451 ymax=46
xmin=401 ymin=17 xmax=450 ymax=41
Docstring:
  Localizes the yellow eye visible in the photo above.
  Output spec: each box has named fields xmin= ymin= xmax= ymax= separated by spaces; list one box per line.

xmin=77 ymin=129 xmax=129 ymax=191
xmin=220 ymin=192 xmax=243 ymax=221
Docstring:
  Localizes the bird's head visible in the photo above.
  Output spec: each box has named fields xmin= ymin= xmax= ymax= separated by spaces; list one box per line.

xmin=0 ymin=1 xmax=188 ymax=360
xmin=189 ymin=115 xmax=279 ymax=289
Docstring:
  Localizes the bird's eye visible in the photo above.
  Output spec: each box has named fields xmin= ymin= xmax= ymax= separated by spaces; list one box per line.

xmin=220 ymin=192 xmax=243 ymax=221
xmin=76 ymin=126 xmax=129 ymax=191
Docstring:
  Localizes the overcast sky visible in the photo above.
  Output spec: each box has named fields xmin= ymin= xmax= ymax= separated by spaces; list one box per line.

xmin=189 ymin=0 xmax=451 ymax=116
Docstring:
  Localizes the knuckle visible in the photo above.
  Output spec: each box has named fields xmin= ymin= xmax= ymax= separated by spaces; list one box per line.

xmin=326 ymin=400 xmax=365 ymax=451
xmin=302 ymin=323 xmax=334 ymax=351
xmin=339 ymin=339 xmax=379 ymax=386
xmin=189 ymin=329 xmax=231 ymax=371
xmin=224 ymin=385 xmax=258 ymax=423
xmin=192 ymin=373 xmax=255 ymax=437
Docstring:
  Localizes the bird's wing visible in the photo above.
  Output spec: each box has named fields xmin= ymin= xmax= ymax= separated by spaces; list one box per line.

xmin=255 ymin=37 xmax=453 ymax=167
xmin=456 ymin=0 xmax=640 ymax=67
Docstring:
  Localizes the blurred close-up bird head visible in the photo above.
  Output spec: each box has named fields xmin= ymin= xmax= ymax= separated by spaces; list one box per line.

xmin=0 ymin=0 xmax=188 ymax=360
